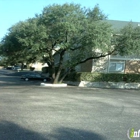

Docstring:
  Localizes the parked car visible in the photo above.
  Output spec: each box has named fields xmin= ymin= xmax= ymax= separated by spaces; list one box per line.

xmin=21 ymin=72 xmax=51 ymax=82
xmin=5 ymin=66 xmax=13 ymax=70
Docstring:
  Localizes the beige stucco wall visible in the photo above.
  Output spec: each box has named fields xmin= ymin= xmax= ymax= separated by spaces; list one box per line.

xmin=30 ymin=62 xmax=48 ymax=71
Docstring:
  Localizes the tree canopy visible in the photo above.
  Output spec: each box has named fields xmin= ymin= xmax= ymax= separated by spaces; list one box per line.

xmin=0 ymin=3 xmax=140 ymax=83
xmin=116 ymin=23 xmax=140 ymax=56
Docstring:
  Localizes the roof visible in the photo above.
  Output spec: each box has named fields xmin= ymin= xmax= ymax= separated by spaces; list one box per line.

xmin=104 ymin=20 xmax=140 ymax=32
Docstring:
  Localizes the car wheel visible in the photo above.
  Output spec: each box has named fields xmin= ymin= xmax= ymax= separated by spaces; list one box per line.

xmin=43 ymin=79 xmax=47 ymax=82
xmin=25 ymin=78 xmax=29 ymax=81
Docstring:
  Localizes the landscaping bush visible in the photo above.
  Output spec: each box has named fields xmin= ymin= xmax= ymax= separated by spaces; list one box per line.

xmin=65 ymin=72 xmax=78 ymax=81
xmin=66 ymin=72 xmax=140 ymax=83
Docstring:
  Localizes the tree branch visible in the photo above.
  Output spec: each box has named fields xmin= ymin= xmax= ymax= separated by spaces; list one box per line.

xmin=75 ymin=49 xmax=116 ymax=66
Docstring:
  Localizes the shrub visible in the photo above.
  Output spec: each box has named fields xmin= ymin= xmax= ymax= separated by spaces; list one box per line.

xmin=64 ymin=72 xmax=77 ymax=81
xmin=66 ymin=72 xmax=140 ymax=83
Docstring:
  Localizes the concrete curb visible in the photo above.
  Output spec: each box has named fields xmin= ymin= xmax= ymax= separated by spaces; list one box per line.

xmin=66 ymin=81 xmax=140 ymax=89
xmin=40 ymin=83 xmax=67 ymax=87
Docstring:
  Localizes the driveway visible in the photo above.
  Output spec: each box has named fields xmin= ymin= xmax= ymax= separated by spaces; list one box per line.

xmin=0 ymin=69 xmax=140 ymax=140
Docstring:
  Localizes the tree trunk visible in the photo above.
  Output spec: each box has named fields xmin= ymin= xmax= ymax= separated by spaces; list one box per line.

xmin=51 ymin=65 xmax=56 ymax=81
xmin=59 ymin=72 xmax=67 ymax=83
xmin=53 ymin=65 xmax=62 ymax=84
xmin=53 ymin=49 xmax=66 ymax=84
xmin=26 ymin=63 xmax=30 ymax=69
xmin=48 ymin=63 xmax=55 ymax=83
xmin=59 ymin=68 xmax=71 ymax=83
xmin=21 ymin=62 xmax=24 ymax=71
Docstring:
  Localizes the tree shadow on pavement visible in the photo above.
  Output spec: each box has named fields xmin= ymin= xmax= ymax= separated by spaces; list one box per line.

xmin=0 ymin=121 xmax=106 ymax=140
xmin=0 ymin=121 xmax=47 ymax=140
xmin=50 ymin=127 xmax=106 ymax=140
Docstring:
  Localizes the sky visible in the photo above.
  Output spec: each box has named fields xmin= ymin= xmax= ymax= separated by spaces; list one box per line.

xmin=0 ymin=0 xmax=140 ymax=40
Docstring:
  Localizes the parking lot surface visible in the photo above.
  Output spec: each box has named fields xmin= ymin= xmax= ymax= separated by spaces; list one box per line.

xmin=0 ymin=69 xmax=140 ymax=140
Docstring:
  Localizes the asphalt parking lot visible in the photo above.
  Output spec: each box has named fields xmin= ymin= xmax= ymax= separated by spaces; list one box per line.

xmin=0 ymin=69 xmax=140 ymax=140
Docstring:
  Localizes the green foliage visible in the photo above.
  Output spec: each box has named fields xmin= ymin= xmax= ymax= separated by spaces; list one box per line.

xmin=38 ymin=3 xmax=113 ymax=69
xmin=0 ymin=57 xmax=7 ymax=66
xmin=0 ymin=18 xmax=45 ymax=65
xmin=116 ymin=23 xmax=140 ymax=56
xmin=87 ymin=4 xmax=107 ymax=20
xmin=64 ymin=72 xmax=78 ymax=81
xmin=66 ymin=72 xmax=140 ymax=83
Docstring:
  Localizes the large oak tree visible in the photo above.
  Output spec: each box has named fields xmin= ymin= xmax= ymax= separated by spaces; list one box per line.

xmin=35 ymin=4 xmax=114 ymax=83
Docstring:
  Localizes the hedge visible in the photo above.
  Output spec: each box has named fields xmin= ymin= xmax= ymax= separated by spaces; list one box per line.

xmin=65 ymin=72 xmax=140 ymax=83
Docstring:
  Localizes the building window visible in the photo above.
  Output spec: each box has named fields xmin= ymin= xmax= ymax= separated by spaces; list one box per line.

xmin=109 ymin=61 xmax=125 ymax=72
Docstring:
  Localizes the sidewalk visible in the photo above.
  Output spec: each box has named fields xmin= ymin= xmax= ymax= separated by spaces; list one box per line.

xmin=66 ymin=81 xmax=140 ymax=89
